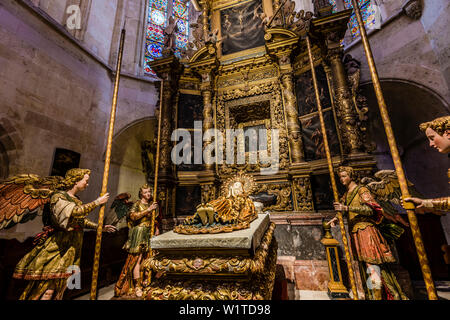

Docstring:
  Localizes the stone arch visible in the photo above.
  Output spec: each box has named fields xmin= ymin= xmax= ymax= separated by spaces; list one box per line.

xmin=360 ymin=78 xmax=450 ymax=280
xmin=103 ymin=117 xmax=157 ymax=224
xmin=360 ymin=63 xmax=450 ymax=105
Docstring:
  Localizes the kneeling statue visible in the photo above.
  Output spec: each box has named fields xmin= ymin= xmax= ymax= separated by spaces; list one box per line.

xmin=173 ymin=172 xmax=258 ymax=234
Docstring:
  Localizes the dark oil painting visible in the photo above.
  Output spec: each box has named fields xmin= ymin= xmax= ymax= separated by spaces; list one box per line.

xmin=50 ymin=148 xmax=81 ymax=177
xmin=178 ymin=93 xmax=203 ymax=129
xmin=220 ymin=0 xmax=265 ymax=56
xmin=310 ymin=173 xmax=346 ymax=211
xmin=176 ymin=185 xmax=201 ymax=216
xmin=295 ymin=65 xmax=332 ymax=117
xmin=300 ymin=111 xmax=340 ymax=161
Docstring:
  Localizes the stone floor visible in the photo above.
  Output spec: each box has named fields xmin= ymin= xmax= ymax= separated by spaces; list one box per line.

xmin=75 ymin=280 xmax=450 ymax=300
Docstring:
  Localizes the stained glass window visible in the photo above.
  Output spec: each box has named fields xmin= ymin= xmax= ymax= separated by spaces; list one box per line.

xmin=328 ymin=0 xmax=338 ymax=13
xmin=144 ymin=0 xmax=190 ymax=75
xmin=344 ymin=0 xmax=378 ymax=39
xmin=144 ymin=0 xmax=168 ymax=75
xmin=172 ymin=0 xmax=189 ymax=59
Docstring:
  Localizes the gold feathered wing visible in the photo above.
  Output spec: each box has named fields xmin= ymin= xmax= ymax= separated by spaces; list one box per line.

xmin=0 ymin=174 xmax=64 ymax=230
xmin=361 ymin=170 xmax=422 ymax=227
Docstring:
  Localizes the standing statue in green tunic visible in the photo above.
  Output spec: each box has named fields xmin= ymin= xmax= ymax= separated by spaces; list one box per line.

xmin=330 ymin=166 xmax=410 ymax=300
xmin=0 ymin=168 xmax=117 ymax=300
xmin=114 ymin=184 xmax=160 ymax=298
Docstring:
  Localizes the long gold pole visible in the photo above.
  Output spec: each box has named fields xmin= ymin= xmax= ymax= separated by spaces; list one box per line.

xmin=148 ymin=79 xmax=164 ymax=284
xmin=350 ymin=0 xmax=437 ymax=300
xmin=90 ymin=29 xmax=126 ymax=300
xmin=306 ymin=36 xmax=358 ymax=300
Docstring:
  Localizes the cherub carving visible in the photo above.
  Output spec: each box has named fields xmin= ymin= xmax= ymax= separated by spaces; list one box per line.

xmin=191 ymin=14 xmax=204 ymax=50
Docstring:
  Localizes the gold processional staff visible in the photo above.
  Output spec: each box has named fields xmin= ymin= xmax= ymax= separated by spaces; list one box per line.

xmin=350 ymin=0 xmax=437 ymax=300
xmin=90 ymin=29 xmax=126 ymax=300
xmin=148 ymin=78 xmax=164 ymax=284
xmin=305 ymin=35 xmax=359 ymax=300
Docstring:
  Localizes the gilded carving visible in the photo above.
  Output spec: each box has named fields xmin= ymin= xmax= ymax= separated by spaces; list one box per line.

xmin=217 ymin=81 xmax=289 ymax=174
xmin=144 ymin=224 xmax=278 ymax=300
xmin=201 ymin=183 xmax=216 ymax=204
xmin=268 ymin=0 xmax=313 ymax=33
xmin=145 ymin=223 xmax=275 ymax=275
xmin=255 ymin=183 xmax=293 ymax=211
xmin=281 ymin=72 xmax=304 ymax=163
xmin=292 ymin=176 xmax=314 ymax=211
xmin=326 ymin=50 xmax=363 ymax=154
xmin=343 ymin=54 xmax=376 ymax=152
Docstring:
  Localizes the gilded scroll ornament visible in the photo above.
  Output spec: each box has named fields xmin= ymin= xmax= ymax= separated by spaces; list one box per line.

xmin=293 ymin=177 xmax=314 ymax=211
xmin=256 ymin=183 xmax=293 ymax=211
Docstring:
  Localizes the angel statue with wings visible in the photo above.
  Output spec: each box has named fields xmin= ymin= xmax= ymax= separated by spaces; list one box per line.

xmin=0 ymin=168 xmax=117 ymax=300
xmin=330 ymin=166 xmax=412 ymax=300
xmin=404 ymin=115 xmax=450 ymax=214
xmin=173 ymin=172 xmax=258 ymax=234
xmin=114 ymin=184 xmax=160 ymax=298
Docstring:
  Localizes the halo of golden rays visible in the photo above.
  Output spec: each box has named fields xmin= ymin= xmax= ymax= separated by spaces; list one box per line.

xmin=220 ymin=171 xmax=257 ymax=197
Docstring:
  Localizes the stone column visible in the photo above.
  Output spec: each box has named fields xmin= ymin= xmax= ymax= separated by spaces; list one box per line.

xmin=327 ymin=49 xmax=363 ymax=155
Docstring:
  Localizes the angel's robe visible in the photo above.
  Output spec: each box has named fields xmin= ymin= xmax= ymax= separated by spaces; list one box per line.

xmin=115 ymin=200 xmax=160 ymax=298
xmin=13 ymin=191 xmax=99 ymax=300
xmin=343 ymin=185 xmax=395 ymax=264
xmin=343 ymin=185 xmax=408 ymax=300
xmin=209 ymin=194 xmax=257 ymax=224
xmin=173 ymin=194 xmax=257 ymax=234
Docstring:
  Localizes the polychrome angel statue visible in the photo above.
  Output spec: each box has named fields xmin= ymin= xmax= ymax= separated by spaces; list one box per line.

xmin=330 ymin=166 xmax=412 ymax=300
xmin=173 ymin=172 xmax=258 ymax=234
xmin=404 ymin=116 xmax=450 ymax=214
xmin=114 ymin=184 xmax=160 ymax=298
xmin=0 ymin=168 xmax=116 ymax=300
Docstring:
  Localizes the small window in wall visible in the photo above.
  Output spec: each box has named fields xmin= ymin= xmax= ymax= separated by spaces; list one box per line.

xmin=344 ymin=0 xmax=378 ymax=39
xmin=50 ymin=148 xmax=81 ymax=177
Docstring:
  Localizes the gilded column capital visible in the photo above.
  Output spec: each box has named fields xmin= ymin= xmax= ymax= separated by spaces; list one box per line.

xmin=325 ymin=47 xmax=344 ymax=64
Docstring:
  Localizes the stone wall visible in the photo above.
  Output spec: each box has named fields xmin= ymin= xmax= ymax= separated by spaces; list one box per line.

xmin=0 ymin=0 xmax=158 ymax=241
xmin=346 ymin=0 xmax=450 ymax=104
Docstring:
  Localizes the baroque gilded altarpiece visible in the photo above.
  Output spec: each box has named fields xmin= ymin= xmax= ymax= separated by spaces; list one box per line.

xmin=149 ymin=0 xmax=377 ymax=277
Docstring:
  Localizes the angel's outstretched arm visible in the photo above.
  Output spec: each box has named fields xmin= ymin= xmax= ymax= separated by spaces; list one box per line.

xmin=71 ymin=199 xmax=101 ymax=217
xmin=84 ymin=219 xmax=98 ymax=229
xmin=405 ymin=196 xmax=448 ymax=215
